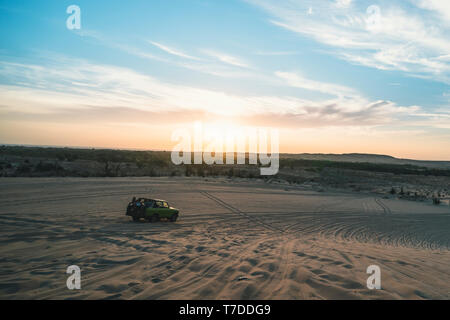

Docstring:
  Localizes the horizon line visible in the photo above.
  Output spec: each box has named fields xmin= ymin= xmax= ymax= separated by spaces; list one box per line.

xmin=1 ymin=143 xmax=450 ymax=163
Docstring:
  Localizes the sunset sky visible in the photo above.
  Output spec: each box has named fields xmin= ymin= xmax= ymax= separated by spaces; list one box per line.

xmin=1 ymin=0 xmax=449 ymax=160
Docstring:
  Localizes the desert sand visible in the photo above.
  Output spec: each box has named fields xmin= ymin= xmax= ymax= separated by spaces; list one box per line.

xmin=0 ymin=177 xmax=449 ymax=299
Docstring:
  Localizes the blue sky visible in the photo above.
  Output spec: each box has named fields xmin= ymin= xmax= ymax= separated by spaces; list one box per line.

xmin=0 ymin=0 xmax=449 ymax=159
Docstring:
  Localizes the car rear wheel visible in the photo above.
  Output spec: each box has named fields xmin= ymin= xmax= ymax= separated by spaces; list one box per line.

xmin=132 ymin=216 xmax=140 ymax=222
xmin=170 ymin=214 xmax=178 ymax=222
xmin=150 ymin=214 xmax=159 ymax=223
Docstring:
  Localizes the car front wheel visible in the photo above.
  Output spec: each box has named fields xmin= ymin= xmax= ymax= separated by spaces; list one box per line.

xmin=170 ymin=214 xmax=178 ymax=222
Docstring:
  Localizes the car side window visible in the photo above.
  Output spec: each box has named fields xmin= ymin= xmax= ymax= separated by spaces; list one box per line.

xmin=155 ymin=201 xmax=163 ymax=208
xmin=163 ymin=202 xmax=169 ymax=208
xmin=144 ymin=201 xmax=154 ymax=208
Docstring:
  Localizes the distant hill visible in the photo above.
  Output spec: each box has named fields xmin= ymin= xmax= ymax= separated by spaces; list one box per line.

xmin=280 ymin=153 xmax=450 ymax=169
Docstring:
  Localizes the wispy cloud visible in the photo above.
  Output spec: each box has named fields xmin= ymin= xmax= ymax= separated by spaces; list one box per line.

xmin=203 ymin=50 xmax=249 ymax=68
xmin=148 ymin=41 xmax=200 ymax=60
xmin=414 ymin=0 xmax=450 ymax=23
xmin=254 ymin=51 xmax=298 ymax=56
xmin=247 ymin=0 xmax=450 ymax=83
xmin=71 ymin=28 xmax=169 ymax=63
xmin=334 ymin=0 xmax=353 ymax=9
xmin=68 ymin=29 xmax=262 ymax=79
xmin=275 ymin=71 xmax=358 ymax=98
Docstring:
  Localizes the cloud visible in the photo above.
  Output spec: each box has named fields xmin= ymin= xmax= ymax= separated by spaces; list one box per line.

xmin=71 ymin=29 xmax=170 ymax=64
xmin=0 ymin=105 xmax=207 ymax=125
xmin=0 ymin=58 xmax=425 ymax=130
xmin=254 ymin=51 xmax=299 ymax=56
xmin=246 ymin=0 xmax=450 ymax=83
xmin=148 ymin=41 xmax=200 ymax=60
xmin=0 ymin=101 xmax=413 ymax=129
xmin=335 ymin=0 xmax=353 ymax=9
xmin=202 ymin=50 xmax=249 ymax=68
xmin=2 ymin=55 xmax=448 ymax=160
xmin=0 ymin=87 xmax=418 ymax=130
xmin=275 ymin=71 xmax=358 ymax=98
xmin=69 ymin=29 xmax=260 ymax=78
xmin=414 ymin=0 xmax=450 ymax=23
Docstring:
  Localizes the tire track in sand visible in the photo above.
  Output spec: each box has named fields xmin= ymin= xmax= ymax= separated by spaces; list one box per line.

xmin=199 ymin=191 xmax=300 ymax=299
xmin=200 ymin=191 xmax=284 ymax=234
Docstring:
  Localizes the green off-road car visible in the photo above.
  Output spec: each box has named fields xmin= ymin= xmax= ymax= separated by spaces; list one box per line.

xmin=126 ymin=197 xmax=179 ymax=222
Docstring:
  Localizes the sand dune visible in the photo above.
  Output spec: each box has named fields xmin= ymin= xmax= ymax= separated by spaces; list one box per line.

xmin=0 ymin=177 xmax=449 ymax=299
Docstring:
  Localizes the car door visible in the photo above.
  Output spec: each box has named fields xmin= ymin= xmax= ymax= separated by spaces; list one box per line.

xmin=144 ymin=200 xmax=156 ymax=217
xmin=150 ymin=201 xmax=166 ymax=217
xmin=159 ymin=201 xmax=171 ymax=218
